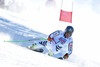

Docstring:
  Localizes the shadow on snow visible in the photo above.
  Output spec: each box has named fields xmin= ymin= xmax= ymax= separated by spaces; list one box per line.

xmin=0 ymin=17 xmax=47 ymax=47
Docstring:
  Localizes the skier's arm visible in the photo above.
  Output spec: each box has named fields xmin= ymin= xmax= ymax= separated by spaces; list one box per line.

xmin=68 ymin=41 xmax=73 ymax=55
xmin=47 ymin=30 xmax=62 ymax=42
xmin=63 ymin=41 xmax=73 ymax=59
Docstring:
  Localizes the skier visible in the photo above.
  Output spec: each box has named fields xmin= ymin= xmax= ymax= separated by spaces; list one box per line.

xmin=46 ymin=25 xmax=74 ymax=59
xmin=28 ymin=25 xmax=74 ymax=60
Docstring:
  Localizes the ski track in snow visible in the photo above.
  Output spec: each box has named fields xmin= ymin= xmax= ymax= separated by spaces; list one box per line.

xmin=0 ymin=16 xmax=100 ymax=67
xmin=0 ymin=39 xmax=79 ymax=67
xmin=0 ymin=17 xmax=47 ymax=47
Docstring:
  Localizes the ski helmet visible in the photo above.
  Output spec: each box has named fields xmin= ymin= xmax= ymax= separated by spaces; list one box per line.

xmin=65 ymin=26 xmax=74 ymax=33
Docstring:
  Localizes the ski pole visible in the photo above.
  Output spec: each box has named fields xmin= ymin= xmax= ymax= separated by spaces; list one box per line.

xmin=4 ymin=38 xmax=47 ymax=42
xmin=28 ymin=38 xmax=47 ymax=41
xmin=4 ymin=40 xmax=30 ymax=42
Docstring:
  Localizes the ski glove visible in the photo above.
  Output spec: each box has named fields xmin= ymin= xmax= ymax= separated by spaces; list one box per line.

xmin=47 ymin=37 xmax=53 ymax=42
xmin=39 ymin=41 xmax=47 ymax=46
xmin=63 ymin=53 xmax=69 ymax=59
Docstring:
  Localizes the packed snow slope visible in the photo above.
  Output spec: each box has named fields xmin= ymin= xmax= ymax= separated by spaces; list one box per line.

xmin=0 ymin=34 xmax=78 ymax=67
xmin=0 ymin=8 xmax=79 ymax=67
xmin=0 ymin=8 xmax=100 ymax=67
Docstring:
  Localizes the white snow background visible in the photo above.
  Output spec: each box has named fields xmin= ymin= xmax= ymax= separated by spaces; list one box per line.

xmin=0 ymin=0 xmax=100 ymax=67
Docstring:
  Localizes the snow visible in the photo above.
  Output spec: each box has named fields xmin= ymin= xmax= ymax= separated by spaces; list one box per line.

xmin=0 ymin=0 xmax=100 ymax=67
xmin=0 ymin=10 xmax=100 ymax=67
xmin=0 ymin=33 xmax=99 ymax=67
xmin=0 ymin=33 xmax=79 ymax=67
